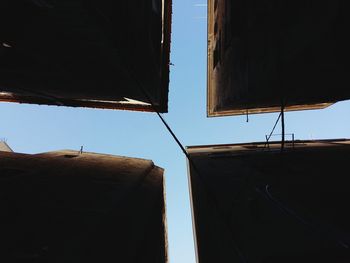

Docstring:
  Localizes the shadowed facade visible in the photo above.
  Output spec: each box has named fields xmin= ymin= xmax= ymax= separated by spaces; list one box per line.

xmin=0 ymin=150 xmax=167 ymax=263
xmin=0 ymin=0 xmax=172 ymax=112
xmin=187 ymin=139 xmax=350 ymax=262
xmin=207 ymin=0 xmax=349 ymax=116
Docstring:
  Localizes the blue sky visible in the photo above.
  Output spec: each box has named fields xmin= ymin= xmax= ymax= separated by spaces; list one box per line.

xmin=1 ymin=1 xmax=350 ymax=262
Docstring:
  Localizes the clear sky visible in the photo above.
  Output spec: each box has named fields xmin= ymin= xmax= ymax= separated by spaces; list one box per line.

xmin=1 ymin=1 xmax=350 ymax=262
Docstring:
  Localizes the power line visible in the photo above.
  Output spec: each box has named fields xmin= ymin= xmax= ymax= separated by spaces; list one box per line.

xmin=130 ymin=69 xmax=247 ymax=262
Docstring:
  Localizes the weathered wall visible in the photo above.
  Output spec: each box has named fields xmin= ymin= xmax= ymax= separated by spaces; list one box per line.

xmin=0 ymin=150 xmax=167 ymax=262
xmin=208 ymin=0 xmax=349 ymax=116
xmin=188 ymin=140 xmax=350 ymax=262
xmin=0 ymin=0 xmax=172 ymax=112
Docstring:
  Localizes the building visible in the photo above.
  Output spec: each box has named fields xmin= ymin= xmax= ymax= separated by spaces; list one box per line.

xmin=0 ymin=149 xmax=167 ymax=262
xmin=199 ymin=2 xmax=350 ymax=261
xmin=0 ymin=0 xmax=172 ymax=112
xmin=0 ymin=140 xmax=13 ymax=152
xmin=0 ymin=2 xmax=172 ymax=260
xmin=207 ymin=0 xmax=349 ymax=116
xmin=187 ymin=139 xmax=350 ymax=262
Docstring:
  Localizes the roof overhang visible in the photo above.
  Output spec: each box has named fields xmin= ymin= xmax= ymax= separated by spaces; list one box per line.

xmin=187 ymin=139 xmax=350 ymax=262
xmin=207 ymin=0 xmax=349 ymax=117
xmin=0 ymin=150 xmax=168 ymax=262
xmin=0 ymin=0 xmax=172 ymax=112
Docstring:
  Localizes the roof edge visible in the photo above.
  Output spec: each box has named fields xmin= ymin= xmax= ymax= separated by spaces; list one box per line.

xmin=158 ymin=0 xmax=172 ymax=113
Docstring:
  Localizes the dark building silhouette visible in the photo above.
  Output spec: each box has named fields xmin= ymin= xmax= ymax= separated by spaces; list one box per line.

xmin=0 ymin=150 xmax=167 ymax=262
xmin=197 ymin=1 xmax=350 ymax=261
xmin=187 ymin=139 xmax=350 ymax=262
xmin=0 ymin=0 xmax=172 ymax=112
xmin=207 ymin=0 xmax=349 ymax=116
xmin=0 ymin=2 xmax=172 ymax=261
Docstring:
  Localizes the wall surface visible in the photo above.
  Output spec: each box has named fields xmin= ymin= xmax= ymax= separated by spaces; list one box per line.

xmin=0 ymin=0 xmax=172 ymax=112
xmin=208 ymin=0 xmax=349 ymax=116
xmin=0 ymin=150 xmax=167 ymax=263
xmin=188 ymin=140 xmax=350 ymax=262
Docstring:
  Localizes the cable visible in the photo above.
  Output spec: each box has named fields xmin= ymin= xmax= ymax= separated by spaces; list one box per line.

xmin=128 ymin=68 xmax=248 ymax=262
xmin=138 ymin=85 xmax=190 ymax=160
